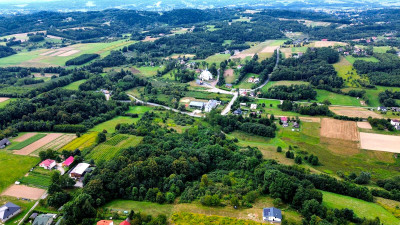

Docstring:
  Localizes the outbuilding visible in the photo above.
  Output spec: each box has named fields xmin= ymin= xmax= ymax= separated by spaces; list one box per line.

xmin=263 ymin=207 xmax=282 ymax=223
xmin=70 ymin=163 xmax=90 ymax=179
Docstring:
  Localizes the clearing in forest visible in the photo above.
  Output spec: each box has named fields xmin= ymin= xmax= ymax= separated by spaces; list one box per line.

xmin=320 ymin=118 xmax=359 ymax=141
xmin=360 ymin=132 xmax=400 ymax=153
xmin=0 ymin=97 xmax=9 ymax=103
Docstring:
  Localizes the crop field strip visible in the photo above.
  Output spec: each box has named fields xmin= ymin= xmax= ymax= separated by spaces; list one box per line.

xmin=19 ymin=170 xmax=51 ymax=189
xmin=31 ymin=134 xmax=77 ymax=156
xmin=8 ymin=134 xmax=47 ymax=150
xmin=13 ymin=133 xmax=64 ymax=155
xmin=60 ymin=132 xmax=98 ymax=151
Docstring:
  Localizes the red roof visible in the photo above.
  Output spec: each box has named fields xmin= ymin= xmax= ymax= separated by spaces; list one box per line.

xmin=62 ymin=156 xmax=74 ymax=166
xmin=120 ymin=221 xmax=130 ymax=225
xmin=40 ymin=159 xmax=55 ymax=167
xmin=280 ymin=117 xmax=288 ymax=122
xmin=97 ymin=220 xmax=113 ymax=225
xmin=321 ymin=39 xmax=328 ymax=41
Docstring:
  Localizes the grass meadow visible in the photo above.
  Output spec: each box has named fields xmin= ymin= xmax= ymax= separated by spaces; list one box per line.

xmin=315 ymin=89 xmax=362 ymax=106
xmin=19 ymin=168 xmax=52 ymax=189
xmin=343 ymin=86 xmax=400 ymax=107
xmin=90 ymin=116 xmax=139 ymax=133
xmin=345 ymin=55 xmax=379 ymax=64
xmin=322 ymin=191 xmax=399 ymax=225
xmin=63 ymin=79 xmax=87 ymax=90
xmin=0 ymin=151 xmax=39 ymax=193
xmin=333 ymin=56 xmax=364 ymax=87
xmin=0 ymin=98 xmax=17 ymax=108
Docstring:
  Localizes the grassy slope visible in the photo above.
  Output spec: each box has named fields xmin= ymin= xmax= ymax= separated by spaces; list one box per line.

xmin=62 ymin=79 xmax=87 ymax=90
xmin=90 ymin=116 xmax=139 ymax=133
xmin=333 ymin=56 xmax=363 ymax=87
xmin=343 ymin=86 xmax=400 ymax=107
xmin=345 ymin=55 xmax=379 ymax=64
xmin=0 ymin=98 xmax=17 ymax=108
xmin=315 ymin=89 xmax=362 ymax=106
xmin=322 ymin=191 xmax=399 ymax=224
xmin=0 ymin=151 xmax=40 ymax=192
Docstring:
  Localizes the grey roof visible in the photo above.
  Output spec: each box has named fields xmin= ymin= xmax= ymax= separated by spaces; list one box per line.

xmin=0 ymin=138 xmax=10 ymax=146
xmin=30 ymin=213 xmax=38 ymax=219
xmin=263 ymin=207 xmax=282 ymax=220
xmin=0 ymin=202 xmax=21 ymax=220
xmin=189 ymin=101 xmax=205 ymax=107
xmin=33 ymin=214 xmax=53 ymax=225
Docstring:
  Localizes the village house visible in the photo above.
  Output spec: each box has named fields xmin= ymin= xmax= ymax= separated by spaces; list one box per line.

xmin=280 ymin=117 xmax=289 ymax=127
xmin=39 ymin=159 xmax=56 ymax=170
xmin=250 ymin=104 xmax=257 ymax=110
xmin=204 ymin=100 xmax=220 ymax=112
xmin=225 ymin=83 xmax=233 ymax=89
xmin=189 ymin=101 xmax=205 ymax=110
xmin=0 ymin=202 xmax=21 ymax=222
xmin=263 ymin=207 xmax=282 ymax=223
xmin=119 ymin=218 xmax=131 ymax=225
xmin=33 ymin=214 xmax=54 ymax=225
xmin=391 ymin=119 xmax=400 ymax=127
xmin=199 ymin=69 xmax=213 ymax=81
xmin=378 ymin=106 xmax=387 ymax=112
xmin=240 ymin=103 xmax=247 ymax=107
xmin=237 ymin=65 xmax=243 ymax=69
xmin=97 ymin=220 xmax=113 ymax=225
xmin=233 ymin=108 xmax=243 ymax=115
xmin=0 ymin=138 xmax=11 ymax=149
xmin=62 ymin=156 xmax=74 ymax=167
xmin=70 ymin=163 xmax=90 ymax=179
xmin=293 ymin=122 xmax=300 ymax=128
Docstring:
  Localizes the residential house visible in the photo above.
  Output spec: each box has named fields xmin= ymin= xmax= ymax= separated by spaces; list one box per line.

xmin=189 ymin=101 xmax=205 ymax=110
xmin=0 ymin=138 xmax=11 ymax=149
xmin=263 ymin=207 xmax=282 ymax=223
xmin=70 ymin=163 xmax=90 ymax=179
xmin=293 ymin=122 xmax=300 ymax=128
xmin=33 ymin=214 xmax=54 ymax=225
xmin=250 ymin=104 xmax=257 ymax=110
xmin=199 ymin=70 xmax=213 ymax=81
xmin=280 ymin=117 xmax=289 ymax=127
xmin=391 ymin=119 xmax=400 ymax=127
xmin=119 ymin=218 xmax=131 ymax=225
xmin=62 ymin=156 xmax=74 ymax=167
xmin=233 ymin=109 xmax=242 ymax=115
xmin=204 ymin=100 xmax=220 ymax=113
xmin=248 ymin=77 xmax=254 ymax=83
xmin=378 ymin=106 xmax=387 ymax=112
xmin=30 ymin=213 xmax=38 ymax=220
xmin=240 ymin=103 xmax=247 ymax=107
xmin=0 ymin=202 xmax=21 ymax=222
xmin=237 ymin=65 xmax=243 ymax=69
xmin=225 ymin=83 xmax=233 ymax=88
xmin=321 ymin=39 xmax=328 ymax=41
xmin=97 ymin=220 xmax=113 ymax=225
xmin=39 ymin=159 xmax=56 ymax=170
xmin=195 ymin=79 xmax=203 ymax=85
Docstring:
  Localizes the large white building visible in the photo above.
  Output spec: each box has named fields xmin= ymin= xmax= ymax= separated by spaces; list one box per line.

xmin=199 ymin=70 xmax=213 ymax=81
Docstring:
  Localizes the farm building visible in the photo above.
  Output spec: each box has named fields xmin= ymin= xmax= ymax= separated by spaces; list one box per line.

xmin=204 ymin=100 xmax=220 ymax=112
xmin=62 ymin=156 xmax=74 ymax=167
xmin=263 ymin=207 xmax=282 ymax=223
xmin=97 ymin=220 xmax=113 ymax=225
xmin=199 ymin=69 xmax=213 ymax=81
xmin=33 ymin=214 xmax=54 ymax=225
xmin=189 ymin=101 xmax=205 ymax=110
xmin=70 ymin=163 xmax=90 ymax=178
xmin=0 ymin=202 xmax=21 ymax=222
xmin=378 ymin=106 xmax=387 ymax=112
xmin=0 ymin=138 xmax=11 ymax=149
xmin=250 ymin=104 xmax=257 ymax=110
xmin=39 ymin=159 xmax=56 ymax=170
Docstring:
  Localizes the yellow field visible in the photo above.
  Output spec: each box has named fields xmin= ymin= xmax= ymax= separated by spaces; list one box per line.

xmin=60 ymin=132 xmax=98 ymax=151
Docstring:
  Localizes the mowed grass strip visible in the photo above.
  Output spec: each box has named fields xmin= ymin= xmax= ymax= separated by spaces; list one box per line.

xmin=0 ymin=152 xmax=40 ymax=193
xmin=8 ymin=134 xmax=47 ymax=150
xmin=171 ymin=212 xmax=263 ymax=225
xmin=321 ymin=191 xmax=400 ymax=225
xmin=60 ymin=132 xmax=98 ymax=151
xmin=63 ymin=79 xmax=87 ymax=90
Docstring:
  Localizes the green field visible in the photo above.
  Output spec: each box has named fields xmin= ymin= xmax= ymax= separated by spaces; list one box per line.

xmin=333 ymin=56 xmax=364 ymax=87
xmin=345 ymin=55 xmax=379 ymax=64
xmin=184 ymin=91 xmax=232 ymax=102
xmin=8 ymin=134 xmax=47 ymax=150
xmin=104 ymin=200 xmax=174 ymax=216
xmin=0 ymin=151 xmax=40 ymax=192
xmin=172 ymin=212 xmax=263 ymax=225
xmin=90 ymin=116 xmax=139 ymax=133
xmin=61 ymin=132 xmax=98 ymax=151
xmin=315 ymin=89 xmax=362 ymax=106
xmin=134 ymin=66 xmax=160 ymax=77
xmin=205 ymin=54 xmax=230 ymax=65
xmin=86 ymin=135 xmax=143 ymax=162
xmin=63 ymin=79 xmax=87 ymax=90
xmin=0 ymin=98 xmax=17 ymax=108
xmin=0 ymin=39 xmax=135 ymax=67
xmin=343 ymin=86 xmax=400 ymax=107
xmin=126 ymin=106 xmax=152 ymax=114
xmin=262 ymin=80 xmax=309 ymax=92
xmin=322 ymin=191 xmax=400 ymax=224
xmin=19 ymin=168 xmax=52 ymax=189
xmin=235 ymin=73 xmax=260 ymax=89
xmin=291 ymin=46 xmax=308 ymax=53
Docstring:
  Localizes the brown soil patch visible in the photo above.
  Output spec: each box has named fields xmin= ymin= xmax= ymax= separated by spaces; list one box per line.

xmin=230 ymin=53 xmax=254 ymax=59
xmin=360 ymin=132 xmax=400 ymax=153
xmin=299 ymin=117 xmax=321 ymax=123
xmin=32 ymin=73 xmax=57 ymax=78
xmin=143 ymin=36 xmax=160 ymax=42
xmin=321 ymin=137 xmax=360 ymax=156
xmin=314 ymin=41 xmax=346 ymax=47
xmin=330 ymin=106 xmax=383 ymax=119
xmin=1 ymin=185 xmax=45 ymax=200
xmin=320 ymin=118 xmax=359 ymax=141
xmin=58 ymin=50 xmax=80 ymax=56
xmin=357 ymin=122 xmax=372 ymax=129
xmin=40 ymin=50 xmax=56 ymax=56
xmin=260 ymin=46 xmax=279 ymax=53
xmin=14 ymin=133 xmax=63 ymax=155
xmin=223 ymin=69 xmax=234 ymax=77
xmin=13 ymin=133 xmax=38 ymax=142
xmin=0 ymin=97 xmax=9 ymax=103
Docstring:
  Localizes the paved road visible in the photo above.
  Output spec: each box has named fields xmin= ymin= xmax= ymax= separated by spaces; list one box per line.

xmin=253 ymin=46 xmax=280 ymax=91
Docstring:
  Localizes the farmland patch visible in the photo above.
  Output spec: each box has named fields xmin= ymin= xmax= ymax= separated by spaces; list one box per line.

xmin=320 ymin=118 xmax=359 ymax=141
xmin=360 ymin=132 xmax=400 ymax=153
xmin=1 ymin=184 xmax=45 ymax=200
xmin=13 ymin=133 xmax=63 ymax=155
xmin=329 ymin=106 xmax=382 ymax=118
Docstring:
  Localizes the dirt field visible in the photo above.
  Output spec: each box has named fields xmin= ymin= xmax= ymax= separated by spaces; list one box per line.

xmin=357 ymin=122 xmax=372 ymax=129
xmin=320 ymin=118 xmax=359 ymax=141
xmin=260 ymin=46 xmax=279 ymax=53
xmin=14 ymin=133 xmax=63 ymax=155
xmin=143 ymin=36 xmax=160 ymax=42
xmin=1 ymin=184 xmax=45 ymax=200
xmin=224 ymin=69 xmax=234 ymax=78
xmin=299 ymin=117 xmax=321 ymax=123
xmin=0 ymin=97 xmax=9 ymax=103
xmin=330 ymin=106 xmax=383 ymax=119
xmin=59 ymin=50 xmax=80 ymax=56
xmin=360 ymin=132 xmax=400 ymax=153
xmin=231 ymin=53 xmax=254 ymax=59
xmin=13 ymin=133 xmax=38 ymax=142
xmin=313 ymin=41 xmax=347 ymax=47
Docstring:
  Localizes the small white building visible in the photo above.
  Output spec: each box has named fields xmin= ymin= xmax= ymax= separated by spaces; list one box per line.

xmin=204 ymin=100 xmax=220 ymax=112
xmin=199 ymin=70 xmax=213 ymax=81
xmin=250 ymin=104 xmax=257 ymax=110
xmin=263 ymin=207 xmax=282 ymax=223
xmin=391 ymin=119 xmax=400 ymax=127
xmin=70 ymin=163 xmax=90 ymax=179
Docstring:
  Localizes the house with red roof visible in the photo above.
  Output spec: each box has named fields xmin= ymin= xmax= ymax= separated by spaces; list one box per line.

xmin=119 ymin=219 xmax=131 ymax=225
xmin=97 ymin=220 xmax=113 ymax=225
xmin=39 ymin=159 xmax=56 ymax=170
xmin=62 ymin=156 xmax=74 ymax=167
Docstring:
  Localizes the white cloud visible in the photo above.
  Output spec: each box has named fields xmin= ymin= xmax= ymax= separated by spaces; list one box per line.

xmin=86 ymin=1 xmax=95 ymax=7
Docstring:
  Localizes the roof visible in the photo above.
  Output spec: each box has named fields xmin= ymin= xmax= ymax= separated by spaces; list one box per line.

xmin=62 ymin=156 xmax=74 ymax=166
xmin=120 ymin=221 xmax=130 ymax=225
xmin=280 ymin=117 xmax=288 ymax=121
xmin=97 ymin=220 xmax=113 ymax=225
xmin=189 ymin=101 xmax=205 ymax=107
xmin=30 ymin=213 xmax=38 ymax=219
xmin=225 ymin=83 xmax=232 ymax=87
xmin=263 ymin=207 xmax=282 ymax=219
xmin=70 ymin=163 xmax=90 ymax=175
xmin=33 ymin=214 xmax=53 ymax=225
xmin=0 ymin=138 xmax=10 ymax=146
xmin=0 ymin=202 xmax=21 ymax=221
xmin=40 ymin=159 xmax=55 ymax=167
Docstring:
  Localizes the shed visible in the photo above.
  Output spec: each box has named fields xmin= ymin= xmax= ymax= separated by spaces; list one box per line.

xmin=263 ymin=207 xmax=282 ymax=222
xmin=189 ymin=101 xmax=205 ymax=110
xmin=0 ymin=138 xmax=11 ymax=149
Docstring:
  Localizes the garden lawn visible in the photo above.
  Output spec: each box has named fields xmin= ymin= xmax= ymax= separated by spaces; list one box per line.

xmin=104 ymin=200 xmax=174 ymax=217
xmin=205 ymin=54 xmax=230 ymax=65
xmin=63 ymin=79 xmax=87 ymax=90
xmin=321 ymin=191 xmax=400 ymax=225
xmin=0 ymin=151 xmax=39 ymax=193
xmin=19 ymin=168 xmax=52 ymax=189
xmin=90 ymin=116 xmax=139 ymax=133
xmin=8 ymin=134 xmax=47 ymax=150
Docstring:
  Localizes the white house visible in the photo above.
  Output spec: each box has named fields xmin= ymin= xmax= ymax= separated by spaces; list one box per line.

xmin=250 ymin=104 xmax=257 ymax=110
xmin=391 ymin=119 xmax=400 ymax=127
xmin=39 ymin=159 xmax=56 ymax=170
xmin=263 ymin=207 xmax=282 ymax=223
xmin=204 ymin=100 xmax=220 ymax=112
xmin=199 ymin=70 xmax=213 ymax=81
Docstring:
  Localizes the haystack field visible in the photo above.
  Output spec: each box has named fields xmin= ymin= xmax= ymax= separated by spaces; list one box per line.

xmin=1 ymin=184 xmax=45 ymax=200
xmin=360 ymin=132 xmax=400 ymax=153
xmin=320 ymin=118 xmax=359 ymax=141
